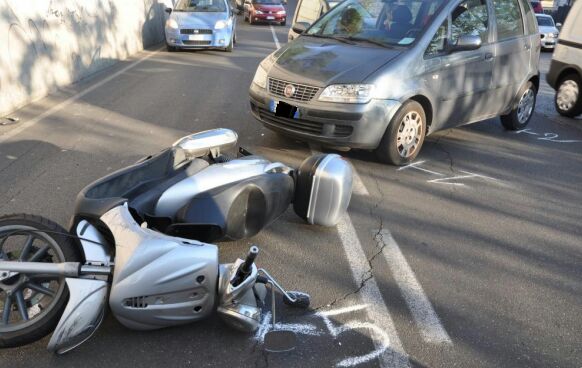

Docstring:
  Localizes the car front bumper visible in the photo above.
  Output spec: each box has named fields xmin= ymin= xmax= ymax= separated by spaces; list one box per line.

xmin=252 ymin=13 xmax=286 ymax=22
xmin=165 ymin=27 xmax=233 ymax=48
xmin=249 ymin=82 xmax=401 ymax=149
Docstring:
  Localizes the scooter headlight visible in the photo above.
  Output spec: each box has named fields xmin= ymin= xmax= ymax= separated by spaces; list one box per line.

xmin=319 ymin=84 xmax=375 ymax=104
xmin=165 ymin=19 xmax=179 ymax=30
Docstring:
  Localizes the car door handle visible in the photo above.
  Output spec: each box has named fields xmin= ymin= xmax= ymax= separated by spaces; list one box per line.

xmin=524 ymin=43 xmax=531 ymax=50
xmin=485 ymin=53 xmax=494 ymax=61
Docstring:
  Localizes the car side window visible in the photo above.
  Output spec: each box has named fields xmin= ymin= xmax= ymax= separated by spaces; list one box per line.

xmin=296 ymin=0 xmax=323 ymax=26
xmin=425 ymin=19 xmax=448 ymax=57
xmin=450 ymin=0 xmax=489 ymax=45
xmin=493 ymin=0 xmax=525 ymax=40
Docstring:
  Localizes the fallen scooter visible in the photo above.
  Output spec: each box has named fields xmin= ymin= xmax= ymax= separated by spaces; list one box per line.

xmin=0 ymin=129 xmax=353 ymax=354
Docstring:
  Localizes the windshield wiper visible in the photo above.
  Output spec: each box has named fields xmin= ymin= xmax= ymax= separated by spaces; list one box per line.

xmin=342 ymin=36 xmax=393 ymax=49
xmin=304 ymin=34 xmax=357 ymax=45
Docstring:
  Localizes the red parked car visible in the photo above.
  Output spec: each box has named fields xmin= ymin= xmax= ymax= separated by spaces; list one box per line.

xmin=244 ymin=0 xmax=287 ymax=25
xmin=531 ymin=1 xmax=544 ymax=13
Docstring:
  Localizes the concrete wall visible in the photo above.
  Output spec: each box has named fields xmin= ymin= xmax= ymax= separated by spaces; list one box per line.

xmin=0 ymin=0 xmax=172 ymax=117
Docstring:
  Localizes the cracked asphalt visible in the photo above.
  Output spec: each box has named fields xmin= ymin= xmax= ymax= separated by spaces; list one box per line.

xmin=0 ymin=7 xmax=581 ymax=368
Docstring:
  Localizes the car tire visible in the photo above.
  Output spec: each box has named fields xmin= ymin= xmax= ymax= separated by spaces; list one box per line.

xmin=555 ymin=73 xmax=582 ymax=118
xmin=281 ymin=20 xmax=286 ymax=26
xmin=500 ymin=81 xmax=537 ymax=130
xmin=166 ymin=44 xmax=177 ymax=52
xmin=375 ymin=100 xmax=426 ymax=166
xmin=225 ymin=36 xmax=234 ymax=52
xmin=0 ymin=214 xmax=82 ymax=348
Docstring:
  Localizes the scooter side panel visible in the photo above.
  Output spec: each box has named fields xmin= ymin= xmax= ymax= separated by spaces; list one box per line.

xmin=102 ymin=204 xmax=219 ymax=330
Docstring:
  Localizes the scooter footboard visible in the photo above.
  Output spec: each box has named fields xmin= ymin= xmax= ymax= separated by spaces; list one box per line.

xmin=47 ymin=278 xmax=109 ymax=354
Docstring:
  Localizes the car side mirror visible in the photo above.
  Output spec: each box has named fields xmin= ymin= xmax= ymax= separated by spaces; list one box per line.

xmin=556 ymin=22 xmax=562 ymax=29
xmin=449 ymin=34 xmax=482 ymax=52
xmin=292 ymin=22 xmax=310 ymax=34
xmin=165 ymin=7 xmax=172 ymax=14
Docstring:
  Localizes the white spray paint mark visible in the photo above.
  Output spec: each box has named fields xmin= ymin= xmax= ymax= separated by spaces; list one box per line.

xmin=515 ymin=128 xmax=539 ymax=136
xmin=397 ymin=161 xmax=445 ymax=176
xmin=318 ymin=304 xmax=368 ymax=317
xmin=374 ymin=229 xmax=452 ymax=344
xmin=427 ymin=170 xmax=507 ymax=187
xmin=269 ymin=25 xmax=281 ymax=49
xmin=0 ymin=47 xmax=163 ymax=144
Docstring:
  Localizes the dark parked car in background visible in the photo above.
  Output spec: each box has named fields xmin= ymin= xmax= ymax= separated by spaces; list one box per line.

xmin=250 ymin=0 xmax=541 ymax=165
xmin=530 ymin=1 xmax=543 ymax=13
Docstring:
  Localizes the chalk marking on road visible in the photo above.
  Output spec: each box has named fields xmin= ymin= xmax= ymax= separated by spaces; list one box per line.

xmin=427 ymin=170 xmax=508 ymax=188
xmin=374 ymin=229 xmax=452 ymax=344
xmin=309 ymin=146 xmax=409 ymax=367
xmin=269 ymin=25 xmax=281 ymax=49
xmin=515 ymin=128 xmax=539 ymax=136
xmin=0 ymin=47 xmax=163 ymax=144
xmin=397 ymin=161 xmax=445 ymax=176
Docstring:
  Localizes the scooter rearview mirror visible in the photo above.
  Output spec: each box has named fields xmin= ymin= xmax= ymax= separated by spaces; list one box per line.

xmin=264 ymin=330 xmax=297 ymax=353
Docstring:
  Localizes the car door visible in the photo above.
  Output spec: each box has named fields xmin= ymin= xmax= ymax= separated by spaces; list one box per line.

xmin=427 ymin=0 xmax=496 ymax=130
xmin=489 ymin=0 xmax=532 ymax=114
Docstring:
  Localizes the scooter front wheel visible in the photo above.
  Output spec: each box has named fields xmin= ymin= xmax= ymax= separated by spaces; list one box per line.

xmin=0 ymin=214 xmax=82 ymax=348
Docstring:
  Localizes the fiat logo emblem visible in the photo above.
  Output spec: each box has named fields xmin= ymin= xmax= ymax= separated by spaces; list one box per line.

xmin=284 ymin=84 xmax=296 ymax=98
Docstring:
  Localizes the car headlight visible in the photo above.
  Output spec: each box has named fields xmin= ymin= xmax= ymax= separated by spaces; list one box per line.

xmin=166 ymin=19 xmax=179 ymax=30
xmin=252 ymin=65 xmax=268 ymax=89
xmin=276 ymin=10 xmax=286 ymax=14
xmin=554 ymin=32 xmax=559 ymax=38
xmin=215 ymin=19 xmax=232 ymax=29
xmin=319 ymin=84 xmax=375 ymax=103
xmin=255 ymin=10 xmax=264 ymax=14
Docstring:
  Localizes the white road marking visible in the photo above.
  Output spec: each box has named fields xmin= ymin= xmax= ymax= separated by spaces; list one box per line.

xmin=0 ymin=47 xmax=163 ymax=144
xmin=427 ymin=170 xmax=507 ymax=187
xmin=352 ymin=169 xmax=370 ymax=196
xmin=269 ymin=25 xmax=281 ymax=49
xmin=336 ymin=214 xmax=409 ymax=367
xmin=309 ymin=146 xmax=408 ymax=367
xmin=374 ymin=229 xmax=452 ymax=344
xmin=397 ymin=161 xmax=445 ymax=176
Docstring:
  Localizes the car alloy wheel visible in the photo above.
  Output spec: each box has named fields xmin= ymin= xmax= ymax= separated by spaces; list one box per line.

xmin=556 ymin=80 xmax=579 ymax=112
xmin=517 ymin=88 xmax=535 ymax=125
xmin=396 ymin=111 xmax=423 ymax=158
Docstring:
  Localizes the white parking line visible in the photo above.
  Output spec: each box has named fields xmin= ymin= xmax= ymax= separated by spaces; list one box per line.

xmin=0 ymin=47 xmax=162 ymax=144
xmin=269 ymin=25 xmax=281 ymax=49
xmin=374 ymin=229 xmax=452 ymax=344
xmin=337 ymin=214 xmax=410 ymax=368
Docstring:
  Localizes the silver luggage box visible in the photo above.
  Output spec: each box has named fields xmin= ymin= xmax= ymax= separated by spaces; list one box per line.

xmin=293 ymin=154 xmax=353 ymax=227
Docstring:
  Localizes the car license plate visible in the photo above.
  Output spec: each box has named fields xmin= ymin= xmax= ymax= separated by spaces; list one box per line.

xmin=188 ymin=35 xmax=207 ymax=41
xmin=266 ymin=16 xmax=275 ymax=19
xmin=270 ymin=100 xmax=299 ymax=119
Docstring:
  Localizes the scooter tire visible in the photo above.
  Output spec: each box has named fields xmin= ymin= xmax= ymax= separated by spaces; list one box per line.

xmin=0 ymin=214 xmax=82 ymax=349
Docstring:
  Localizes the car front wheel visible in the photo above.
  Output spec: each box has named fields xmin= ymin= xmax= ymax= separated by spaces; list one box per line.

xmin=375 ymin=100 xmax=426 ymax=166
xmin=500 ymin=81 xmax=537 ymax=130
xmin=555 ymin=73 xmax=582 ymax=117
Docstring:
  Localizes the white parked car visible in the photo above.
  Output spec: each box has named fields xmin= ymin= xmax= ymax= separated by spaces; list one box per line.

xmin=547 ymin=0 xmax=582 ymax=117
xmin=536 ymin=14 xmax=559 ymax=50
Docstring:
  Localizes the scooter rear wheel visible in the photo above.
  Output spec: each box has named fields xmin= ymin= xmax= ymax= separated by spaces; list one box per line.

xmin=0 ymin=214 xmax=81 ymax=349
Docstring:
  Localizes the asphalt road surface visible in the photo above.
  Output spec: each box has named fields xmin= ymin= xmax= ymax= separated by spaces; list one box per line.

xmin=1 ymin=5 xmax=581 ymax=367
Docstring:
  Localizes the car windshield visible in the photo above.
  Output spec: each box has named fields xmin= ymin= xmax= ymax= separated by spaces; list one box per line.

xmin=536 ymin=15 xmax=554 ymax=27
xmin=174 ymin=0 xmax=227 ymax=12
xmin=305 ymin=0 xmax=447 ymax=47
xmin=254 ymin=0 xmax=282 ymax=4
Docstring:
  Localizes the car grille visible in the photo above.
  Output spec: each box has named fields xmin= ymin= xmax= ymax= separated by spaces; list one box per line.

xmin=180 ymin=29 xmax=213 ymax=35
xmin=183 ymin=40 xmax=212 ymax=46
xmin=268 ymin=78 xmax=319 ymax=102
xmin=257 ymin=108 xmax=353 ymax=137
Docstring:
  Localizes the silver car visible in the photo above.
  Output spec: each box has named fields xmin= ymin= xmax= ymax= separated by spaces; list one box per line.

xmin=250 ymin=0 xmax=541 ymax=165
xmin=165 ymin=0 xmax=237 ymax=52
xmin=536 ymin=14 xmax=559 ymax=50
